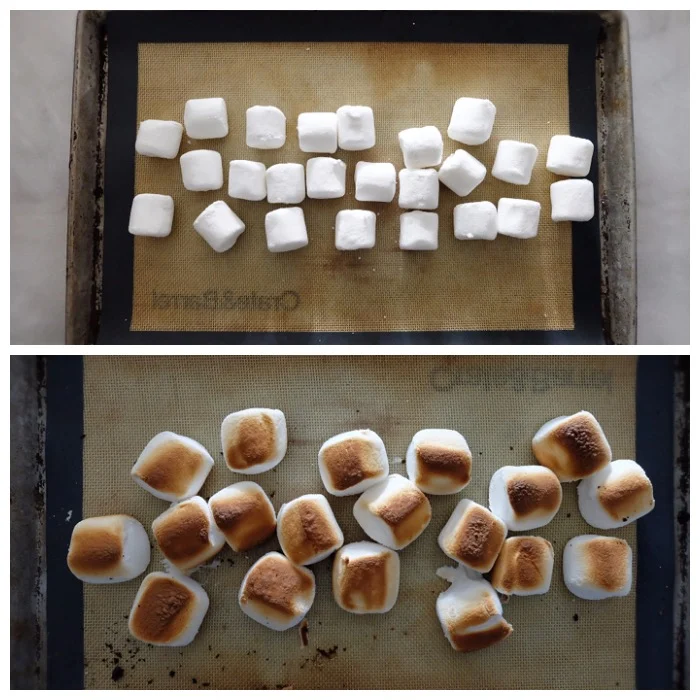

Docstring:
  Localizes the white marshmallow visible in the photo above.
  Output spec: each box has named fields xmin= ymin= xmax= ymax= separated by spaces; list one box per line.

xmin=447 ymin=98 xmax=497 ymax=146
xmin=67 ymin=515 xmax=151 ymax=584
xmin=318 ymin=429 xmax=389 ymax=496
xmin=550 ymin=179 xmax=595 ymax=222
xmin=332 ymin=542 xmax=400 ymax=614
xmin=131 ymin=431 xmax=214 ymax=502
xmin=337 ymin=105 xmax=376 ymax=151
xmin=405 ymin=428 xmax=472 ymax=495
xmin=128 ymin=194 xmax=174 ymax=237
xmin=399 ymin=126 xmax=444 ymax=169
xmin=265 ymin=163 xmax=305 ymax=204
xmin=399 ymin=211 xmax=439 ymax=251
xmin=180 ymin=150 xmax=223 ymax=191
xmin=438 ymin=499 xmax=507 ymax=573
xmin=135 ymin=120 xmax=183 ymax=159
xmin=453 ymin=201 xmax=497 ymax=241
xmin=208 ymin=482 xmax=276 ymax=552
xmin=354 ymin=162 xmax=396 ymax=203
xmin=438 ymin=149 xmax=487 ymax=197
xmin=497 ymin=198 xmax=541 ymax=239
xmin=297 ymin=112 xmax=338 ymax=153
xmin=183 ymin=97 xmax=228 ymax=139
xmin=546 ymin=134 xmax=594 ymax=177
xmin=491 ymin=140 xmax=538 ymax=185
xmin=306 ymin=157 xmax=346 ymax=199
xmin=335 ymin=210 xmax=376 ymax=250
xmin=399 ymin=168 xmax=439 ymax=210
xmin=435 ymin=565 xmax=513 ymax=652
xmin=264 ymin=207 xmax=308 ymax=252
xmin=246 ymin=105 xmax=286 ymax=149
xmin=277 ymin=494 xmax=344 ymax=566
xmin=129 ymin=572 xmax=209 ymax=646
xmin=239 ymin=552 xmax=316 ymax=631
xmin=353 ymin=474 xmax=432 ymax=550
xmin=577 ymin=459 xmax=655 ymax=529
xmin=228 ymin=160 xmax=266 ymax=201
xmin=563 ymin=535 xmax=633 ymax=600
xmin=491 ymin=536 xmax=554 ymax=596
xmin=221 ymin=408 xmax=287 ymax=473
xmin=488 ymin=465 xmax=562 ymax=530
xmin=193 ymin=201 xmax=245 ymax=253
xmin=152 ymin=496 xmax=226 ymax=573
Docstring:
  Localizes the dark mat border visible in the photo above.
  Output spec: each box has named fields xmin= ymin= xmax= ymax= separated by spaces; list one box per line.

xmin=43 ymin=356 xmax=679 ymax=688
xmin=45 ymin=357 xmax=85 ymax=689
xmin=99 ymin=10 xmax=604 ymax=345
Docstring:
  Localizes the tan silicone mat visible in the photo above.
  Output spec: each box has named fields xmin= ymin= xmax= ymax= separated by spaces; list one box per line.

xmin=82 ymin=356 xmax=636 ymax=689
xmin=132 ymin=42 xmax=573 ymax=332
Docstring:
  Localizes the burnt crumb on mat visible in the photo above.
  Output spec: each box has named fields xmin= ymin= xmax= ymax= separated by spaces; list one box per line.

xmin=192 ymin=678 xmax=197 ymax=684
xmin=299 ymin=619 xmax=309 ymax=647
xmin=573 ymin=614 xmax=579 ymax=622
xmin=169 ymin=670 xmax=176 ymax=678
xmin=111 ymin=666 xmax=124 ymax=682
xmin=316 ymin=645 xmax=338 ymax=660
xmin=147 ymin=679 xmax=153 ymax=685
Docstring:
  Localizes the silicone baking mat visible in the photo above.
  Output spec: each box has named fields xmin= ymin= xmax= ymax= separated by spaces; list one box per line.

xmin=99 ymin=11 xmax=603 ymax=343
xmin=45 ymin=356 xmax=648 ymax=688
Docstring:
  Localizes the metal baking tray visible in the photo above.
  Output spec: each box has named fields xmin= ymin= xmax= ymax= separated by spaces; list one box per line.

xmin=10 ymin=356 xmax=688 ymax=688
xmin=65 ymin=10 xmax=636 ymax=344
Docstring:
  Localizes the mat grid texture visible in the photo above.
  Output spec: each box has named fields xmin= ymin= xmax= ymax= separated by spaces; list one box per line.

xmin=132 ymin=42 xmax=573 ymax=333
xmin=81 ymin=356 xmax=635 ymax=689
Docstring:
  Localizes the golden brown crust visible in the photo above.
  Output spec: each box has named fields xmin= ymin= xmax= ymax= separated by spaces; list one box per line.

xmin=240 ymin=556 xmax=314 ymax=619
xmin=491 ymin=537 xmax=553 ymax=592
xmin=321 ymin=438 xmax=384 ymax=492
xmin=67 ymin=523 xmax=123 ymax=576
xmin=416 ymin=444 xmax=471 ymax=488
xmin=376 ymin=488 xmax=431 ymax=545
xmin=211 ymin=492 xmax=276 ymax=552
xmin=153 ymin=502 xmax=210 ymax=566
xmin=130 ymin=576 xmax=195 ymax=643
xmin=225 ymin=414 xmax=275 ymax=471
xmin=134 ymin=440 xmax=203 ymax=495
xmin=337 ymin=552 xmax=391 ymax=611
xmin=506 ymin=471 xmax=561 ymax=517
xmin=452 ymin=507 xmax=506 ymax=570
xmin=450 ymin=619 xmax=513 ymax=653
xmin=583 ymin=537 xmax=629 ymax=591
xmin=543 ymin=414 xmax=611 ymax=479
xmin=598 ymin=474 xmax=653 ymax=521
xmin=280 ymin=500 xmax=339 ymax=564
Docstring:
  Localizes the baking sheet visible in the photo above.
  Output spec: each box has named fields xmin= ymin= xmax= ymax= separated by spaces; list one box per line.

xmin=97 ymin=11 xmax=607 ymax=343
xmin=77 ymin=356 xmax=637 ymax=689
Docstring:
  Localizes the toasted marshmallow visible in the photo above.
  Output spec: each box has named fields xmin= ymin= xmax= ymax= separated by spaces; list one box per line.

xmin=532 ymin=411 xmax=612 ymax=482
xmin=318 ymin=429 xmax=389 ymax=496
xmin=490 ymin=536 xmax=554 ymax=596
xmin=277 ymin=494 xmax=344 ymax=565
xmin=239 ymin=552 xmax=316 ymax=631
xmin=221 ymin=408 xmax=287 ymax=474
xmin=128 ymin=571 xmax=209 ymax=646
xmin=406 ymin=429 xmax=472 ymax=495
xmin=152 ymin=496 xmax=225 ymax=573
xmin=353 ymin=474 xmax=432 ymax=550
xmin=131 ymin=431 xmax=214 ymax=502
xmin=332 ymin=541 xmax=400 ymax=614
xmin=438 ymin=499 xmax=507 ymax=573
xmin=577 ymin=459 xmax=655 ymax=529
xmin=563 ymin=535 xmax=633 ymax=600
xmin=208 ymin=482 xmax=276 ymax=552
xmin=67 ymin=515 xmax=150 ymax=583
xmin=436 ymin=565 xmax=513 ymax=652
xmin=488 ymin=465 xmax=562 ymax=530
